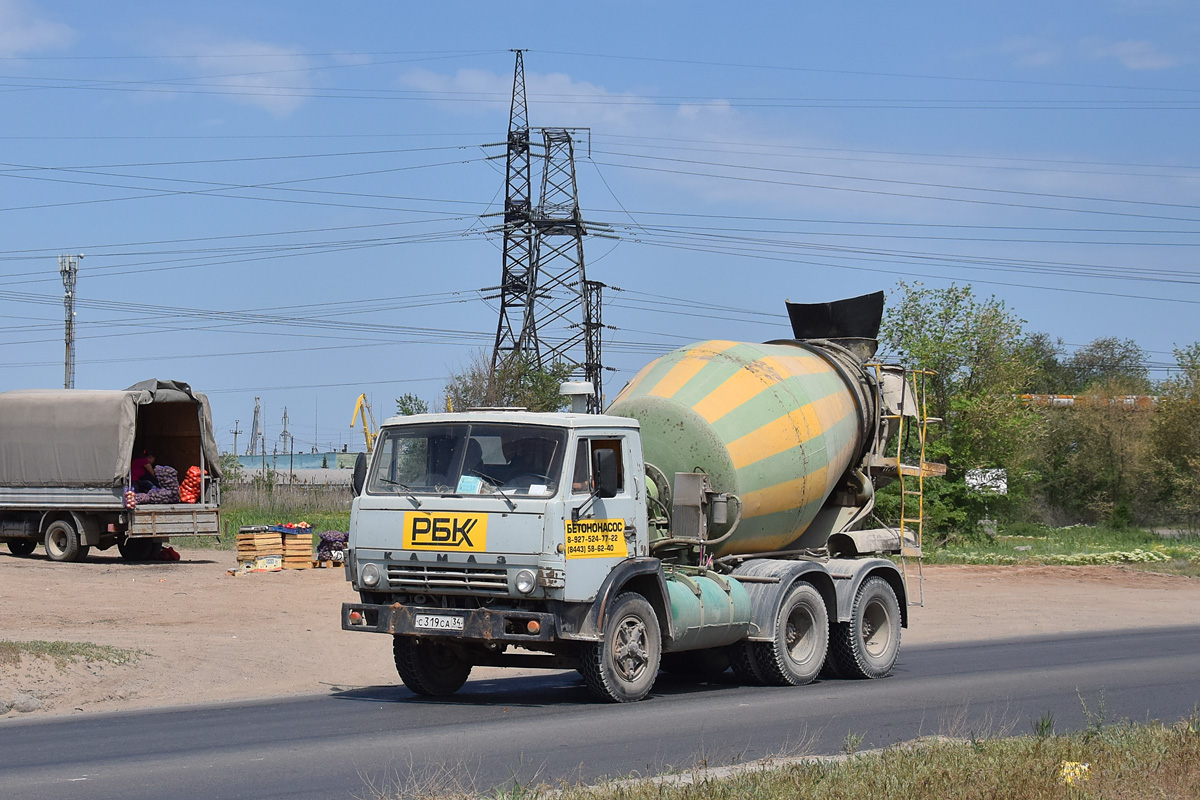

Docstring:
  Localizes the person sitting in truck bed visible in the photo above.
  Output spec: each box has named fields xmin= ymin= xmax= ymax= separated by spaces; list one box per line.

xmin=131 ymin=449 xmax=160 ymax=492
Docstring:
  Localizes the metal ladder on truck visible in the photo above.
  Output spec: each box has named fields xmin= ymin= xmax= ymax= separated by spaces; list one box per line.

xmin=880 ymin=367 xmax=944 ymax=607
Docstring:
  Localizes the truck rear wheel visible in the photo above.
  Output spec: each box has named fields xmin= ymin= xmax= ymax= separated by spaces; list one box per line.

xmin=728 ymin=641 xmax=766 ymax=685
xmin=831 ymin=576 xmax=901 ymax=679
xmin=7 ymin=539 xmax=37 ymax=556
xmin=754 ymin=582 xmax=828 ymax=686
xmin=392 ymin=637 xmax=472 ymax=696
xmin=118 ymin=537 xmax=162 ymax=562
xmin=580 ymin=592 xmax=661 ymax=702
xmin=44 ymin=518 xmax=88 ymax=563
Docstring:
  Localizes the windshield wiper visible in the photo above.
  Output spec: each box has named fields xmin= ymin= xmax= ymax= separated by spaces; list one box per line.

xmin=378 ymin=477 xmax=422 ymax=507
xmin=467 ymin=471 xmax=516 ymax=510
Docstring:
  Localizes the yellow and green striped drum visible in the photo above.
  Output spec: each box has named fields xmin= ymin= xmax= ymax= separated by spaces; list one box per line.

xmin=608 ymin=340 xmax=870 ymax=557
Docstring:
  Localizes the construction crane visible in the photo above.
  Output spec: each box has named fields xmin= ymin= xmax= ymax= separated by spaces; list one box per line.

xmin=350 ymin=393 xmax=379 ymax=453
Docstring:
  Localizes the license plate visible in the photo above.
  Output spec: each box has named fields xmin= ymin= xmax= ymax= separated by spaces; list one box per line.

xmin=414 ymin=613 xmax=464 ymax=631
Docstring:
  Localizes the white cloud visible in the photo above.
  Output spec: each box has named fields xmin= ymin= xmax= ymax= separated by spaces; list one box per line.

xmin=997 ymin=36 xmax=1064 ymax=68
xmin=397 ymin=67 xmax=742 ymax=135
xmin=0 ymin=0 xmax=75 ymax=57
xmin=994 ymin=33 xmax=1184 ymax=72
xmin=1081 ymin=38 xmax=1183 ymax=70
xmin=393 ymin=64 xmax=1189 ymax=234
xmin=156 ymin=34 xmax=315 ymax=116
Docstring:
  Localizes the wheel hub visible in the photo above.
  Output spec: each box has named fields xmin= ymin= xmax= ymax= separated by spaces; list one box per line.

xmin=47 ymin=528 xmax=68 ymax=555
xmin=863 ymin=600 xmax=891 ymax=657
xmin=614 ymin=616 xmax=649 ymax=681
xmin=785 ymin=606 xmax=817 ymax=663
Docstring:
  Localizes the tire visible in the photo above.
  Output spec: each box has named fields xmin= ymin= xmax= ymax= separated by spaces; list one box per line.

xmin=661 ymin=648 xmax=730 ymax=679
xmin=819 ymin=652 xmax=843 ymax=680
xmin=753 ymin=582 xmax=829 ymax=686
xmin=580 ymin=592 xmax=661 ymax=702
xmin=44 ymin=518 xmax=88 ymax=563
xmin=392 ymin=636 xmax=472 ymax=696
xmin=830 ymin=576 xmax=902 ymax=680
xmin=727 ymin=641 xmax=767 ymax=685
xmin=7 ymin=539 xmax=37 ymax=556
xmin=118 ymin=537 xmax=162 ymax=562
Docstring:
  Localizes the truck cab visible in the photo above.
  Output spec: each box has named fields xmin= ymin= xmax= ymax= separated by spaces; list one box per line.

xmin=344 ymin=410 xmax=668 ymax=696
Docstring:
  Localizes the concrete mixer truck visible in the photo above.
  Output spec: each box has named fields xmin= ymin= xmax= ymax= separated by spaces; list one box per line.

xmin=341 ymin=292 xmax=941 ymax=702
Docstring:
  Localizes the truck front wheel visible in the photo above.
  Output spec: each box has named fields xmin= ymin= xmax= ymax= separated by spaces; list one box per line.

xmin=831 ymin=576 xmax=901 ymax=679
xmin=754 ymin=582 xmax=829 ymax=686
xmin=392 ymin=637 xmax=472 ymax=696
xmin=44 ymin=518 xmax=89 ymax=563
xmin=580 ymin=592 xmax=661 ymax=702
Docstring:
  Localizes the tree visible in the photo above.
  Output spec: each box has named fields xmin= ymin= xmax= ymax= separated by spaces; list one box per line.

xmin=1152 ymin=343 xmax=1200 ymax=529
xmin=1064 ymin=337 xmax=1150 ymax=394
xmin=1022 ymin=332 xmax=1072 ymax=395
xmin=443 ymin=350 xmax=574 ymax=413
xmin=219 ymin=452 xmax=244 ymax=482
xmin=880 ymin=282 xmax=1039 ymax=533
xmin=395 ymin=393 xmax=430 ymax=416
xmin=1039 ymin=377 xmax=1157 ymax=526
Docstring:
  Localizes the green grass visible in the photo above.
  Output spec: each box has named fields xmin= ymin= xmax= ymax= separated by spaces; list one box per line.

xmin=366 ymin=713 xmax=1200 ymax=800
xmin=0 ymin=639 xmax=145 ymax=670
xmin=173 ymin=509 xmax=350 ymax=551
xmin=925 ymin=523 xmax=1200 ymax=576
xmin=165 ymin=482 xmax=351 ymax=550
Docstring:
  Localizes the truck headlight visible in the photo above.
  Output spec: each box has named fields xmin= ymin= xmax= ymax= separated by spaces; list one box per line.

xmin=361 ymin=563 xmax=382 ymax=588
xmin=515 ymin=569 xmax=536 ymax=594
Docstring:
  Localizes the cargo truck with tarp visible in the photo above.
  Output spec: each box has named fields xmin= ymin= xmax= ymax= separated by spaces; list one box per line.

xmin=0 ymin=379 xmax=222 ymax=562
xmin=341 ymin=294 xmax=944 ymax=702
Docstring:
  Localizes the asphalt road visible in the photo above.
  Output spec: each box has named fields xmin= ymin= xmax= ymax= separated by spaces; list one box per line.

xmin=3 ymin=625 xmax=1199 ymax=800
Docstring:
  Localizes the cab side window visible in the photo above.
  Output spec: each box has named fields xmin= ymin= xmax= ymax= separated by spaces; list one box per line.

xmin=572 ymin=438 xmax=626 ymax=495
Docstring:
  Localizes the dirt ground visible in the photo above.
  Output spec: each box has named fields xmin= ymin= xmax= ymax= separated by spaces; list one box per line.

xmin=2 ymin=550 xmax=1199 ymax=719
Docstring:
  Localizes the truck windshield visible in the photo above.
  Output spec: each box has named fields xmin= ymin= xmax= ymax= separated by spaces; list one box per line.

xmin=368 ymin=423 xmax=567 ymax=498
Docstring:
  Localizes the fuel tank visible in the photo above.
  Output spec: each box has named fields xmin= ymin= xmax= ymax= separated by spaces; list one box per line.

xmin=607 ymin=339 xmax=875 ymax=556
xmin=662 ymin=570 xmax=752 ymax=651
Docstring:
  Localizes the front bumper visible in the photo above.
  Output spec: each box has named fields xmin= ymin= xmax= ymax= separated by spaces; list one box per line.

xmin=341 ymin=602 xmax=558 ymax=643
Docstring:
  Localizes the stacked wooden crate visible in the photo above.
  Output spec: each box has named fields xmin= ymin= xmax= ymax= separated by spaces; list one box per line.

xmin=281 ymin=531 xmax=313 ymax=570
xmin=237 ymin=527 xmax=281 ymax=559
xmin=235 ymin=526 xmax=313 ymax=570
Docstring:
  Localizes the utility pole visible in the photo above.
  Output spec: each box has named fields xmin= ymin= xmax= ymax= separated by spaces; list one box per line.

xmin=230 ymin=420 xmax=242 ymax=457
xmin=59 ymin=254 xmax=82 ymax=388
xmin=280 ymin=407 xmax=293 ymax=483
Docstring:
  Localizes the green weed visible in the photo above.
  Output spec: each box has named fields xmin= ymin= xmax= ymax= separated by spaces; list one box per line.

xmin=0 ymin=639 xmax=145 ymax=670
xmin=431 ymin=713 xmax=1200 ymax=800
xmin=924 ymin=523 xmax=1200 ymax=576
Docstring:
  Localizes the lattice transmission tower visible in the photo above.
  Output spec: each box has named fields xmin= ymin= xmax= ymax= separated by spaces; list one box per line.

xmin=528 ymin=128 xmax=606 ymax=412
xmin=488 ymin=53 xmax=608 ymax=412
xmin=490 ymin=49 xmax=537 ymax=377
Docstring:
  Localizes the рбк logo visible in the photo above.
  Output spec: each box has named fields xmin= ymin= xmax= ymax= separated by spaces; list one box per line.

xmin=404 ymin=513 xmax=487 ymax=551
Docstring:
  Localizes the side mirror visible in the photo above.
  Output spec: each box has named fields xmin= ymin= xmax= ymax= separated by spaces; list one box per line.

xmin=593 ymin=449 xmax=618 ymax=498
xmin=352 ymin=452 xmax=368 ymax=497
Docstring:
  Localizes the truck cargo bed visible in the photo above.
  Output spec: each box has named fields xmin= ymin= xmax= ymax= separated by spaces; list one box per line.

xmin=129 ymin=505 xmax=220 ymax=538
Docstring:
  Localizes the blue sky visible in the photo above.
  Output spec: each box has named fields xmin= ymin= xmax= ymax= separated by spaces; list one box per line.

xmin=2 ymin=1 xmax=1198 ymax=454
